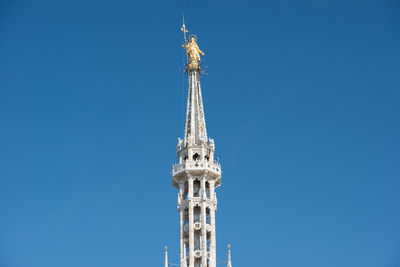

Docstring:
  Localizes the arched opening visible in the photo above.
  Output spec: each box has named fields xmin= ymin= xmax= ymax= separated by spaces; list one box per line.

xmin=193 ymin=153 xmax=200 ymax=161
xmin=205 ymin=181 xmax=210 ymax=199
xmin=194 ymin=205 xmax=201 ymax=223
xmin=183 ymin=182 xmax=188 ymax=199
xmin=193 ymin=180 xmax=201 ymax=197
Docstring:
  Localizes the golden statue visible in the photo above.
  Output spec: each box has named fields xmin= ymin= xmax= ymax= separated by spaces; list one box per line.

xmin=181 ymin=19 xmax=204 ymax=69
xmin=183 ymin=36 xmax=204 ymax=67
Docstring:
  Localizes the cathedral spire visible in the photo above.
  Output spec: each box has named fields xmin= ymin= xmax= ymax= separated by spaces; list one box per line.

xmin=173 ymin=22 xmax=221 ymax=267
xmin=181 ymin=25 xmax=207 ymax=148
xmin=183 ymin=66 xmax=208 ymax=147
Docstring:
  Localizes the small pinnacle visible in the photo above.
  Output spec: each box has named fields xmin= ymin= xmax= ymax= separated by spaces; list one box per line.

xmin=165 ymin=246 xmax=168 ymax=250
xmin=228 ymin=244 xmax=231 ymax=249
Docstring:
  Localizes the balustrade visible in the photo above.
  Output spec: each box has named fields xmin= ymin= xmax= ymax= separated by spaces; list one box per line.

xmin=172 ymin=160 xmax=221 ymax=175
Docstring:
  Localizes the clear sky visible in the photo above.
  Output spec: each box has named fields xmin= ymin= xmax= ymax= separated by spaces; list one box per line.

xmin=1 ymin=0 xmax=400 ymax=267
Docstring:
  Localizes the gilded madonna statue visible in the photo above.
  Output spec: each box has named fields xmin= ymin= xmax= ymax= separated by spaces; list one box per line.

xmin=183 ymin=36 xmax=204 ymax=68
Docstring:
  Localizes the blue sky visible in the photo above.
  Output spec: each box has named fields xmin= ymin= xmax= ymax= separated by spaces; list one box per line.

xmin=1 ymin=0 xmax=400 ymax=266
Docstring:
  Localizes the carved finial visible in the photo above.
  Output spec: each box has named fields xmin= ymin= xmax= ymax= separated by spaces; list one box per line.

xmin=209 ymin=138 xmax=215 ymax=151
xmin=177 ymin=137 xmax=183 ymax=151
xmin=227 ymin=244 xmax=232 ymax=267
xmin=164 ymin=246 xmax=169 ymax=267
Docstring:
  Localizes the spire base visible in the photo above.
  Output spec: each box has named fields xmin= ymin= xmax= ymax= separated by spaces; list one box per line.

xmin=186 ymin=62 xmax=201 ymax=71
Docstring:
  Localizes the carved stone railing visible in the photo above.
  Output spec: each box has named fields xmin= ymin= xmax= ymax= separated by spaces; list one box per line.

xmin=172 ymin=160 xmax=221 ymax=176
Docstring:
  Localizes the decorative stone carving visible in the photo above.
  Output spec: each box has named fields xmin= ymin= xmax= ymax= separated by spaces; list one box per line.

xmin=209 ymin=138 xmax=215 ymax=152
xmin=194 ymin=250 xmax=202 ymax=258
xmin=187 ymin=133 xmax=194 ymax=147
xmin=177 ymin=193 xmax=182 ymax=206
xmin=177 ymin=138 xmax=183 ymax=151
xmin=194 ymin=222 xmax=201 ymax=230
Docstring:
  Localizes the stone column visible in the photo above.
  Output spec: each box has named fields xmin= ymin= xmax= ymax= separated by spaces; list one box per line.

xmin=201 ymin=178 xmax=207 ymax=267
xmin=210 ymin=206 xmax=216 ymax=267
xmin=179 ymin=183 xmax=185 ymax=267
xmin=179 ymin=207 xmax=185 ymax=267
xmin=209 ymin=181 xmax=216 ymax=267
xmin=188 ymin=176 xmax=195 ymax=267
xmin=209 ymin=181 xmax=215 ymax=201
xmin=183 ymin=243 xmax=187 ymax=267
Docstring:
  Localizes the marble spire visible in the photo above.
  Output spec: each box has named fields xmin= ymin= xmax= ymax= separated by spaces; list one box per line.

xmin=171 ymin=22 xmax=222 ymax=267
xmin=183 ymin=67 xmax=208 ymax=147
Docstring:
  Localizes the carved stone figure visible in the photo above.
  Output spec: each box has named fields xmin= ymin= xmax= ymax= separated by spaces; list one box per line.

xmin=177 ymin=138 xmax=183 ymax=151
xmin=209 ymin=138 xmax=215 ymax=151
xmin=177 ymin=193 xmax=182 ymax=206
xmin=199 ymin=133 xmax=207 ymax=145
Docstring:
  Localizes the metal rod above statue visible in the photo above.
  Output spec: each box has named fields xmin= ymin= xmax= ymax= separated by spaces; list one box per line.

xmin=181 ymin=20 xmax=205 ymax=70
